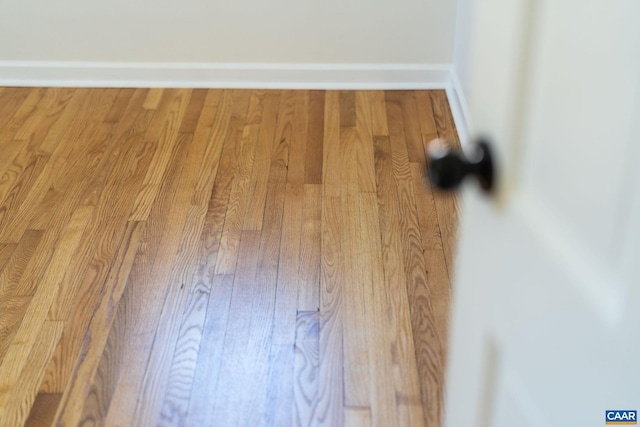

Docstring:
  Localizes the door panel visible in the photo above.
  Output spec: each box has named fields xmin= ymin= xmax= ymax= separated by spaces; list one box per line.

xmin=446 ymin=1 xmax=640 ymax=426
xmin=520 ymin=0 xmax=640 ymax=268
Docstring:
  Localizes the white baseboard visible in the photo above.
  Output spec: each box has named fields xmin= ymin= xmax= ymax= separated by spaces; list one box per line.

xmin=1 ymin=61 xmax=473 ymax=146
xmin=445 ymin=68 xmax=471 ymax=147
xmin=0 ymin=61 xmax=451 ymax=90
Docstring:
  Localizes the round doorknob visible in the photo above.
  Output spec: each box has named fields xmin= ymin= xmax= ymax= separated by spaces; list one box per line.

xmin=426 ymin=138 xmax=494 ymax=193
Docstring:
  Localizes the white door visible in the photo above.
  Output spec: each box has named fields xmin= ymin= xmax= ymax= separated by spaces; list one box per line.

xmin=445 ymin=1 xmax=640 ymax=426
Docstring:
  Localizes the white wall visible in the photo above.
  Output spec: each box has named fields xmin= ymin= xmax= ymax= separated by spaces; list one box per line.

xmin=0 ymin=0 xmax=459 ymax=87
xmin=448 ymin=0 xmax=474 ymax=143
xmin=452 ymin=0 xmax=474 ymax=99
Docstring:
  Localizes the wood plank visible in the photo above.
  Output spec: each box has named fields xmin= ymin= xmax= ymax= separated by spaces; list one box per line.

xmin=12 ymin=132 xmax=115 ymax=298
xmin=157 ymin=282 xmax=210 ymax=427
xmin=0 ymin=89 xmax=31 ymax=142
xmin=340 ymin=126 xmax=370 ymax=408
xmin=100 ymin=131 xmax=195 ymax=426
xmin=265 ymin=343 xmax=296 ymax=426
xmin=129 ymin=89 xmax=193 ymax=220
xmin=298 ymin=184 xmax=322 ymax=311
xmin=340 ymin=90 xmax=356 ymax=128
xmin=425 ymin=136 xmax=461 ymax=281
xmin=430 ymin=90 xmax=461 ymax=150
xmin=17 ymin=92 xmax=150 ymax=305
xmin=184 ymin=274 xmax=234 ymax=426
xmin=304 ymin=91 xmax=325 ymax=185
xmin=0 ymin=243 xmax=16 ymax=271
xmin=246 ymin=89 xmax=267 ymax=125
xmin=178 ymin=89 xmax=208 ymax=135
xmin=414 ymin=91 xmax=439 ymax=136
xmin=116 ymin=90 xmax=251 ymax=427
xmin=0 ymin=154 xmax=50 ymax=235
xmin=272 ymin=183 xmax=304 ymax=344
xmin=243 ymin=91 xmax=281 ymax=230
xmin=0 ymin=88 xmax=46 ymax=145
xmin=154 ymin=113 xmax=230 ymax=427
xmin=52 ymin=221 xmax=144 ymax=427
xmin=268 ymin=89 xmax=310 ymax=347
xmin=388 ymin=100 xmax=446 ymax=427
xmin=0 ymin=230 xmax=43 ymax=296
xmin=411 ymin=162 xmax=444 ymax=250
xmin=213 ymin=90 xmax=293 ymax=425
xmin=43 ymin=121 xmax=152 ymax=321
xmin=188 ymin=90 xmax=227 ymax=205
xmin=0 ymin=90 xmax=120 ymax=243
xmin=288 ymin=90 xmax=310 ymax=185
xmin=77 ymin=263 xmax=136 ymax=427
xmin=103 ymin=89 xmax=136 ymax=124
xmin=140 ymin=131 xmax=250 ymax=426
xmin=368 ymin=91 xmax=389 ymax=137
xmin=0 ymin=145 xmax=47 ymax=212
xmin=421 ymin=249 xmax=451 ymax=427
xmin=194 ymin=90 xmax=238 ymax=234
xmin=358 ymin=193 xmax=399 ymax=427
xmin=143 ymin=89 xmax=165 ymax=110
xmin=24 ymin=393 xmax=62 ymax=427
xmin=76 ymin=88 xmax=152 ymax=208
xmin=214 ymin=123 xmax=260 ymax=274
xmin=355 ymin=91 xmax=377 ymax=193
xmin=0 ymin=295 xmax=30 ymax=365
xmin=0 ymin=321 xmax=63 ymax=427
xmin=0 ymin=206 xmax=93 ymax=406
xmin=398 ymin=91 xmax=426 ymax=163
xmin=265 ymin=182 xmax=304 ymax=424
xmin=427 ymin=91 xmax=461 ymax=280
xmin=317 ymin=196 xmax=344 ymax=426
xmin=345 ymin=407 xmax=372 ymax=427
xmin=293 ymin=311 xmax=321 ymax=427
xmin=203 ymin=231 xmax=261 ymax=426
xmin=36 ymin=88 xmax=95 ymax=155
xmin=373 ymin=133 xmax=425 ymax=427
xmin=322 ymin=91 xmax=341 ymax=197
xmin=0 ymin=89 xmax=459 ymax=427
xmin=101 ymin=92 xmax=230 ymax=425
xmin=39 ymin=115 xmax=160 ymax=394
xmin=13 ymin=88 xmax=76 ymax=150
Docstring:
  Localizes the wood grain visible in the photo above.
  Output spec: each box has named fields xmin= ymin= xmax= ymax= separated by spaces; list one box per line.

xmin=129 ymin=89 xmax=193 ymax=221
xmin=24 ymin=393 xmax=61 ymax=427
xmin=388 ymin=91 xmax=450 ymax=427
xmin=294 ymin=311 xmax=321 ymax=427
xmin=134 ymin=90 xmax=252 ymax=427
xmin=358 ymin=193 xmax=399 ymax=427
xmin=53 ymin=221 xmax=144 ymax=427
xmin=243 ymin=91 xmax=281 ymax=230
xmin=345 ymin=407 xmax=372 ymax=427
xmin=298 ymin=184 xmax=322 ymax=311
xmin=0 ymin=321 xmax=63 ymax=427
xmin=318 ymin=195 xmax=345 ymax=426
xmin=0 ymin=88 xmax=459 ymax=427
xmin=373 ymin=131 xmax=424 ymax=426
xmin=340 ymin=126 xmax=370 ymax=409
xmin=0 ymin=230 xmax=43 ymax=296
xmin=355 ymin=91 xmax=377 ymax=193
xmin=0 ymin=207 xmax=92 ymax=408
xmin=304 ymin=91 xmax=325 ymax=185
xmin=0 ymin=243 xmax=16 ymax=271
xmin=185 ymin=274 xmax=234 ymax=427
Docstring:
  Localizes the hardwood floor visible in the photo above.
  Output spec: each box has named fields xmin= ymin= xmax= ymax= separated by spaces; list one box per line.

xmin=0 ymin=88 xmax=460 ymax=427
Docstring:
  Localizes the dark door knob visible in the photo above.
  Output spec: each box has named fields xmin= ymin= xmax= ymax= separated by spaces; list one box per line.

xmin=426 ymin=138 xmax=494 ymax=193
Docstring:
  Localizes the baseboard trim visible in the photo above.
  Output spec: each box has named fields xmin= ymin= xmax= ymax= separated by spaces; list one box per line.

xmin=445 ymin=68 xmax=471 ymax=147
xmin=0 ymin=61 xmax=451 ymax=89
